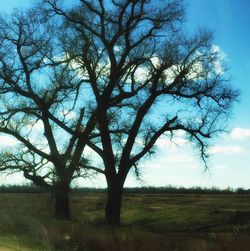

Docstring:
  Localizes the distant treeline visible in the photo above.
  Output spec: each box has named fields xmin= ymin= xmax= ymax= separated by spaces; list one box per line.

xmin=0 ymin=185 xmax=250 ymax=194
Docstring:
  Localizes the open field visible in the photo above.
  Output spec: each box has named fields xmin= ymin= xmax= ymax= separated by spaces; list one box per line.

xmin=0 ymin=192 xmax=250 ymax=250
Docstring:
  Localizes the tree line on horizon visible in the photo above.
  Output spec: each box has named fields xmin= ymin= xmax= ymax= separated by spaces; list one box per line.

xmin=0 ymin=0 xmax=238 ymax=225
xmin=0 ymin=184 xmax=249 ymax=195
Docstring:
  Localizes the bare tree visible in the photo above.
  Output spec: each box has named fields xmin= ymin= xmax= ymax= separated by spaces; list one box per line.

xmin=0 ymin=9 xmax=98 ymax=219
xmin=42 ymin=0 xmax=239 ymax=225
xmin=1 ymin=0 xmax=238 ymax=225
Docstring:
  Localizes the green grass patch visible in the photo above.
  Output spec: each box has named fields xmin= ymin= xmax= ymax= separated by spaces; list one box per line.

xmin=1 ymin=193 xmax=250 ymax=250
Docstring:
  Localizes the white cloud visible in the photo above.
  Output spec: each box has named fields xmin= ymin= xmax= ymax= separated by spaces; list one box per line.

xmin=59 ymin=110 xmax=77 ymax=120
xmin=150 ymin=56 xmax=161 ymax=68
xmin=32 ymin=120 xmax=44 ymax=131
xmin=230 ymin=127 xmax=250 ymax=140
xmin=25 ymin=120 xmax=44 ymax=132
xmin=156 ymin=132 xmax=188 ymax=151
xmin=0 ymin=135 xmax=18 ymax=147
xmin=166 ymin=154 xmax=193 ymax=163
xmin=211 ymin=45 xmax=225 ymax=56
xmin=211 ymin=45 xmax=226 ymax=75
xmin=84 ymin=145 xmax=97 ymax=155
xmin=134 ymin=65 xmax=151 ymax=82
xmin=209 ymin=145 xmax=246 ymax=154
xmin=185 ymin=164 xmax=200 ymax=170
xmin=214 ymin=164 xmax=229 ymax=170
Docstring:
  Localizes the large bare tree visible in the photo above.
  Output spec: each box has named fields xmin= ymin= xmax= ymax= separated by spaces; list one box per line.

xmin=0 ymin=0 xmax=239 ymax=225
xmin=41 ymin=0 xmax=238 ymax=225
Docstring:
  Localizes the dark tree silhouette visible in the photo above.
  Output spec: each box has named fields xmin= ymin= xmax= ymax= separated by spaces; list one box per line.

xmin=0 ymin=0 xmax=239 ymax=225
xmin=41 ymin=0 xmax=239 ymax=225
xmin=0 ymin=9 xmax=98 ymax=219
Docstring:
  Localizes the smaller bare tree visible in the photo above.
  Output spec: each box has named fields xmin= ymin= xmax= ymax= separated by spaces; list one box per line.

xmin=0 ymin=9 xmax=97 ymax=219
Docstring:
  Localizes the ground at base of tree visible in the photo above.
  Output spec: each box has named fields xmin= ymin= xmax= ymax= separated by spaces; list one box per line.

xmin=0 ymin=193 xmax=250 ymax=250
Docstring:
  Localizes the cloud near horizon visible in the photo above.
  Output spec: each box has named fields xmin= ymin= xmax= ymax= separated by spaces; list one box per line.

xmin=209 ymin=145 xmax=246 ymax=155
xmin=230 ymin=127 xmax=250 ymax=140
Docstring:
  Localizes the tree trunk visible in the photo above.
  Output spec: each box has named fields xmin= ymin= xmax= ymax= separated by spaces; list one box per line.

xmin=54 ymin=183 xmax=70 ymax=220
xmin=105 ymin=177 xmax=124 ymax=225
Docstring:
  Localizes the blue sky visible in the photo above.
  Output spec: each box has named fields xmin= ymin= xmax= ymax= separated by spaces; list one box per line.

xmin=0 ymin=0 xmax=250 ymax=188
xmin=0 ymin=1 xmax=32 ymax=12
xmin=186 ymin=0 xmax=250 ymax=127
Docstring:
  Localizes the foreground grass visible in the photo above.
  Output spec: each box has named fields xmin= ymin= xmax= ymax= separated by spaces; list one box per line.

xmin=0 ymin=193 xmax=250 ymax=250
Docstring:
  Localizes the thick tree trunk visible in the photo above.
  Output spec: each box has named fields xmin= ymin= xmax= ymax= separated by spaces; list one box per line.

xmin=105 ymin=177 xmax=124 ymax=225
xmin=54 ymin=183 xmax=70 ymax=220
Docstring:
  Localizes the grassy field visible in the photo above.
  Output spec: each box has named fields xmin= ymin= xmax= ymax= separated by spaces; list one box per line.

xmin=0 ymin=192 xmax=250 ymax=250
